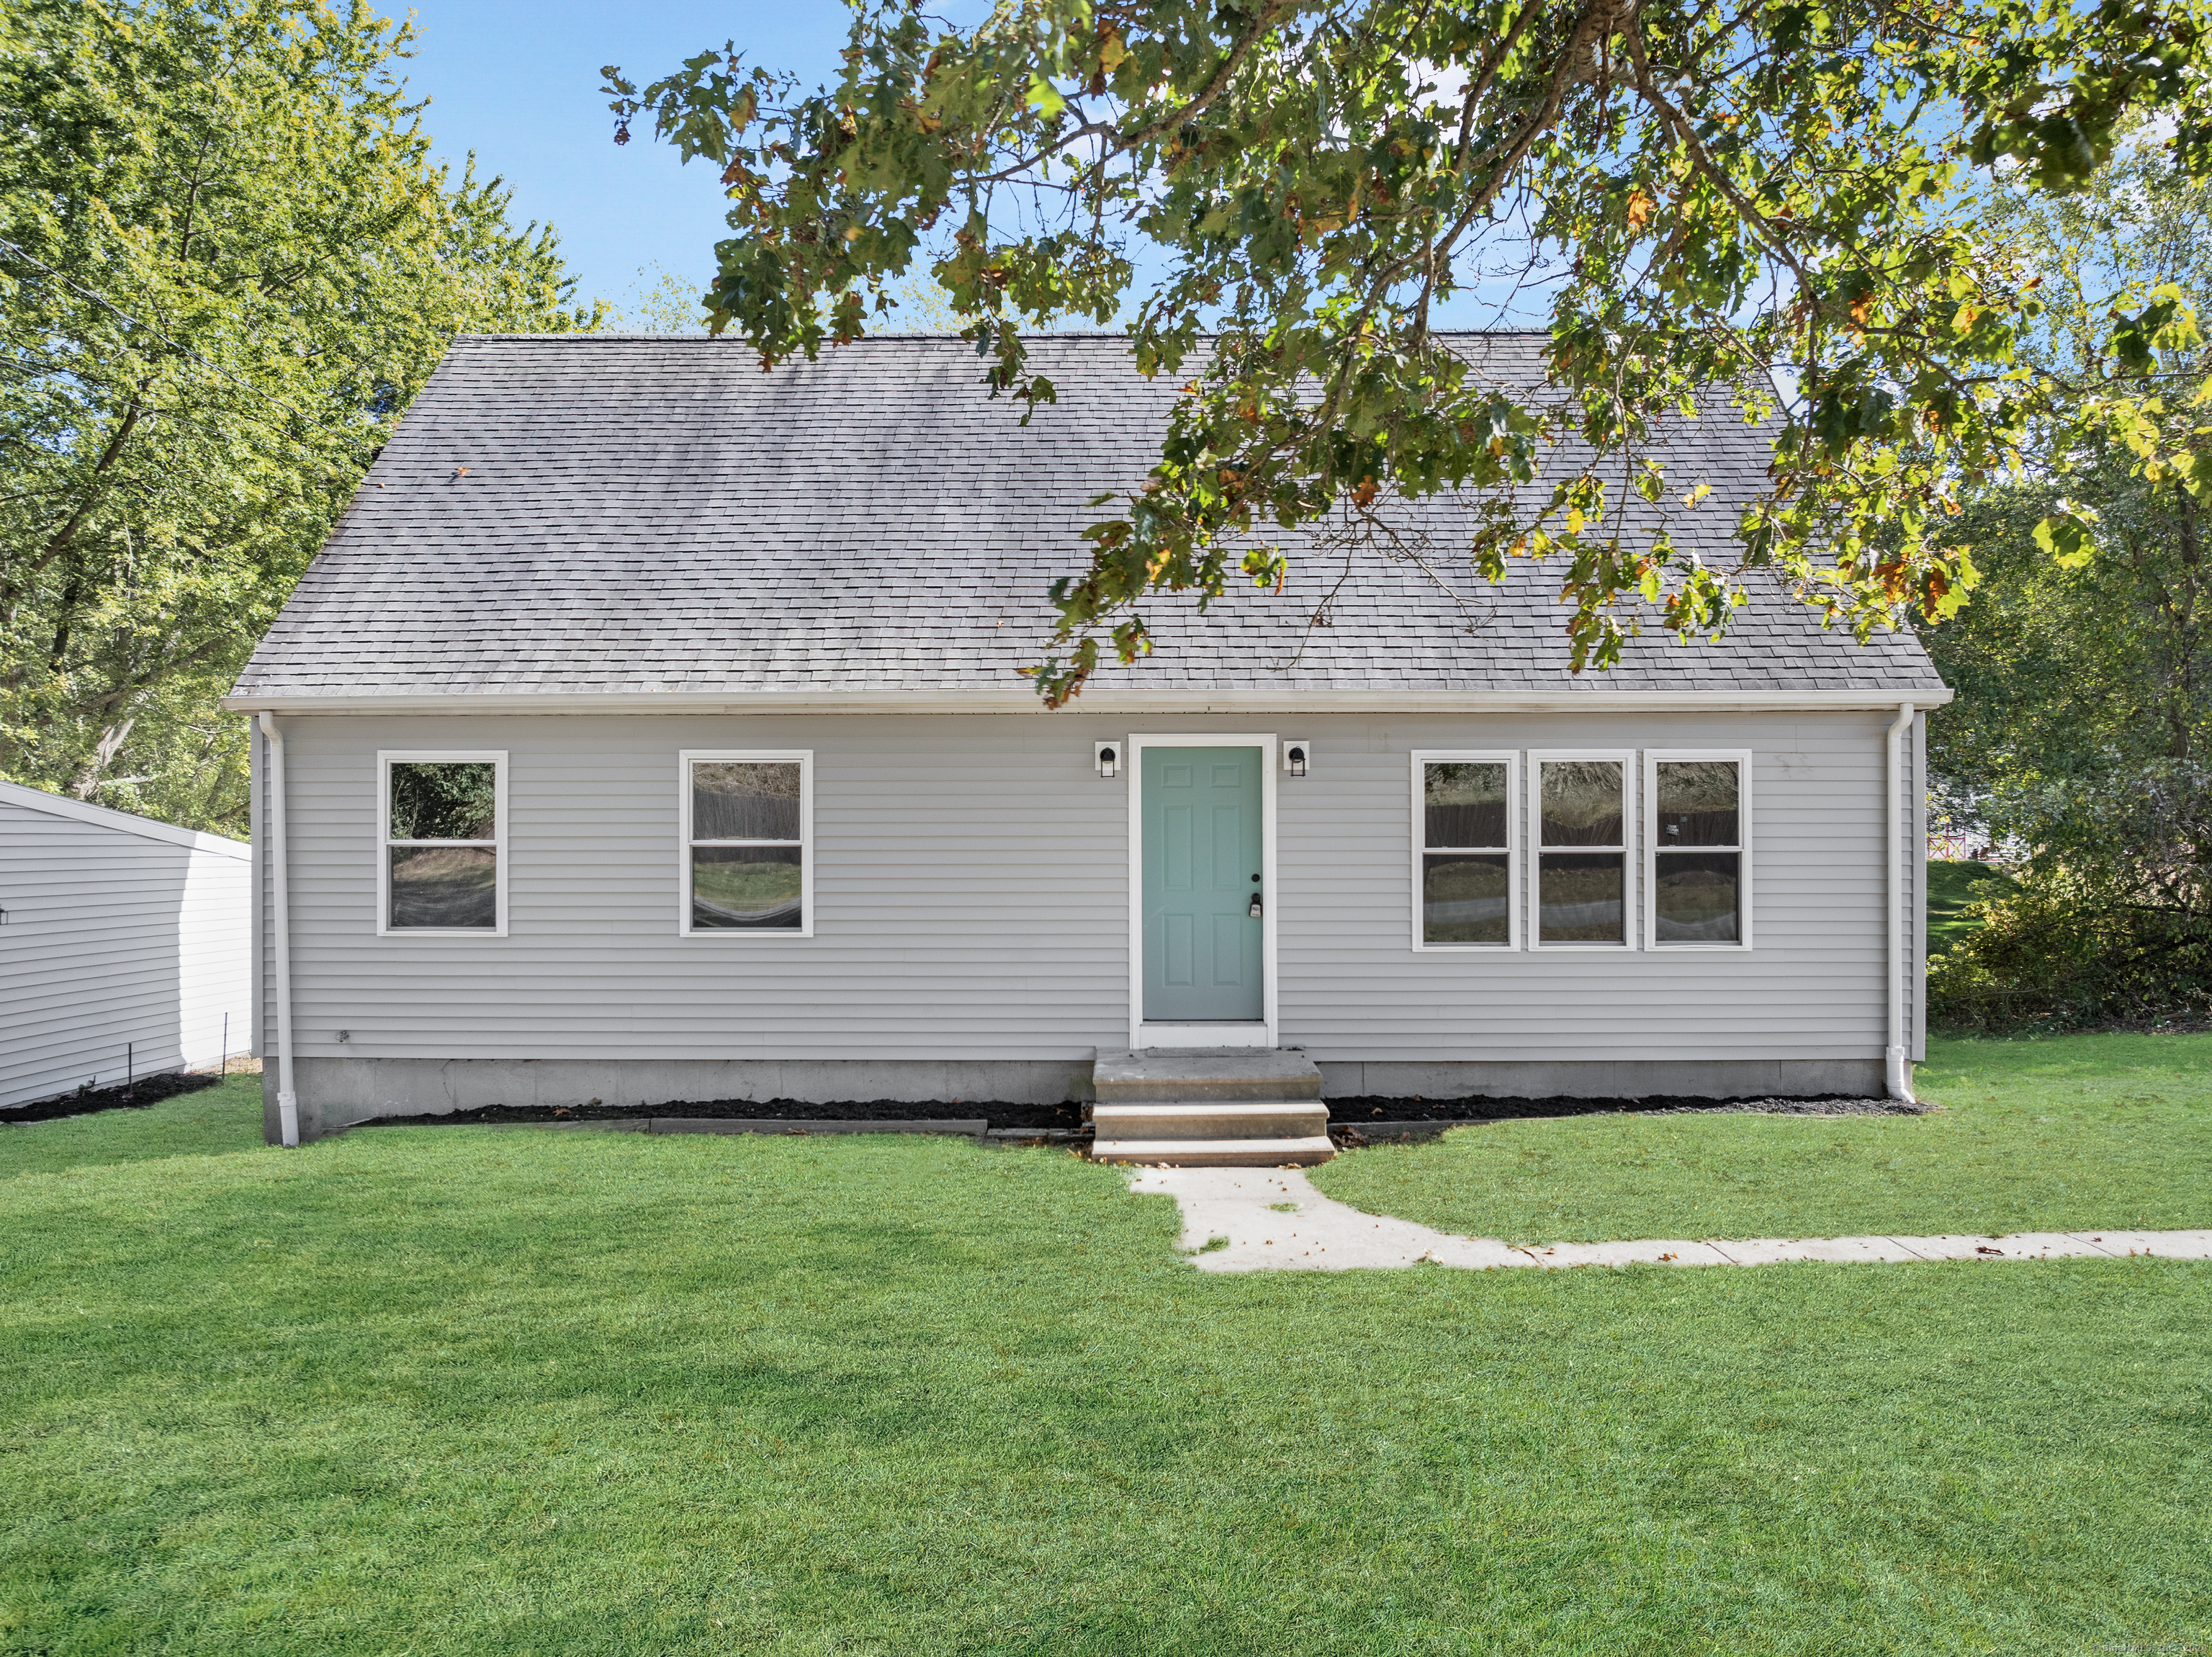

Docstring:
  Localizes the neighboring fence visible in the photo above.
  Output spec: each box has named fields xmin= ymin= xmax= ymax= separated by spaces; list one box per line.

xmin=0 ymin=780 xmax=251 ymax=1110
xmin=1928 ymin=828 xmax=1994 ymax=862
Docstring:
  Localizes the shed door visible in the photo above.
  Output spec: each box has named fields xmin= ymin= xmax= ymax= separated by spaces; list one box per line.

xmin=1141 ymin=746 xmax=1264 ymax=1022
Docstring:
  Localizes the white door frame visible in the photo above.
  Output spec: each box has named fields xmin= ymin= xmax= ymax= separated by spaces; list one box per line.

xmin=1125 ymin=732 xmax=1278 ymax=1051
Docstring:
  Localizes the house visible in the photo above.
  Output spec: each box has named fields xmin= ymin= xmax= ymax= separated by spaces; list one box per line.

xmin=220 ymin=332 xmax=1947 ymax=1157
xmin=0 ymin=778 xmax=251 ymax=1110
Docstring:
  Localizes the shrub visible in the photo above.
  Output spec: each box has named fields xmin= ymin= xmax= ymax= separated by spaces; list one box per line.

xmin=1928 ymin=871 xmax=2212 ymax=1031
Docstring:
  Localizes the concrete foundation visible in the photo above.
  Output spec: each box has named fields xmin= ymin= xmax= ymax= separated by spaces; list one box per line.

xmin=266 ymin=1056 xmax=1094 ymax=1144
xmin=266 ymin=1054 xmax=1895 ymax=1144
xmin=1313 ymin=1058 xmax=1889 ymax=1102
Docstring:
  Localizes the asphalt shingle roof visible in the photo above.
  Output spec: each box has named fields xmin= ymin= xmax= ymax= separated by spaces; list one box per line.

xmin=230 ymin=332 xmax=1946 ymax=700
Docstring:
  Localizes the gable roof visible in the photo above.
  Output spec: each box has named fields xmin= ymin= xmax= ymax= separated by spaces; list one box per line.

xmin=225 ymin=332 xmax=1947 ymax=713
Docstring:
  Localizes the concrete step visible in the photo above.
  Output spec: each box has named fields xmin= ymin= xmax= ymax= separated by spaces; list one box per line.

xmin=1092 ymin=1047 xmax=1323 ymax=1104
xmin=1092 ymin=1100 xmax=1328 ymax=1141
xmin=1091 ymin=1134 xmax=1336 ymax=1167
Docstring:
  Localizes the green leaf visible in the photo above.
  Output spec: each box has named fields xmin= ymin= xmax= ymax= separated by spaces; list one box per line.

xmin=2033 ymin=501 xmax=2102 ymax=569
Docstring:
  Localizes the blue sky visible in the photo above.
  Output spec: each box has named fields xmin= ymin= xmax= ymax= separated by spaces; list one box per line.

xmin=394 ymin=1 xmax=861 ymax=318
xmin=391 ymin=1 xmax=1547 ymax=329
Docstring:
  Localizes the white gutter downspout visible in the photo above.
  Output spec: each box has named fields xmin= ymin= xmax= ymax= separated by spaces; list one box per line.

xmin=1884 ymin=701 xmax=1917 ymax=1104
xmin=258 ymin=712 xmax=300 ymax=1146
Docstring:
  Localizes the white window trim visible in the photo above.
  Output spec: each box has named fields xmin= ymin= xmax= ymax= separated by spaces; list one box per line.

xmin=1644 ymin=749 xmax=1754 ymax=951
xmin=678 ymin=749 xmax=815 ymax=939
xmin=1125 ymin=732 xmax=1277 ymax=1051
xmin=377 ymin=750 xmax=508 ymax=938
xmin=1527 ymin=749 xmax=1639 ymax=951
xmin=1409 ymin=750 xmax=1520 ymax=952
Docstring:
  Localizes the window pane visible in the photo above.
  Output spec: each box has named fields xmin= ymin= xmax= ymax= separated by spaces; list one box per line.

xmin=1539 ymin=760 xmax=1623 ymax=847
xmin=1422 ymin=853 xmax=1511 ymax=944
xmin=390 ymin=761 xmax=496 ymax=841
xmin=389 ymin=845 xmax=497 ymax=929
xmin=693 ymin=762 xmax=802 ymax=841
xmin=1423 ymin=763 xmax=1508 ymax=849
xmin=1655 ymin=851 xmax=1740 ymax=943
xmin=1656 ymin=760 xmax=1740 ymax=848
xmin=692 ymin=846 xmax=804 ymax=930
xmin=1538 ymin=852 xmax=1624 ymax=943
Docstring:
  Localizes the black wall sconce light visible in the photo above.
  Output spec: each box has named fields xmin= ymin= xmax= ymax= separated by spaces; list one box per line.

xmin=1094 ymin=740 xmax=1120 ymax=778
xmin=1282 ymin=739 xmax=1310 ymax=777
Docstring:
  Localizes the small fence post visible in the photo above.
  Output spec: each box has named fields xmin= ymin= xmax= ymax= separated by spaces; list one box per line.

xmin=127 ymin=1041 xmax=133 ymax=1097
xmin=220 ymin=1013 xmax=229 ymax=1079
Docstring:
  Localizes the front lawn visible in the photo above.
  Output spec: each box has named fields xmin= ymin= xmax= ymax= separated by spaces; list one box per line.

xmin=1 ymin=1051 xmax=2207 ymax=1653
xmin=1311 ymin=1033 xmax=2212 ymax=1244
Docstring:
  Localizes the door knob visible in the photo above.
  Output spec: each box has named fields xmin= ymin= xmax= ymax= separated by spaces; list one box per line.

xmin=1249 ymin=894 xmax=1264 ymax=918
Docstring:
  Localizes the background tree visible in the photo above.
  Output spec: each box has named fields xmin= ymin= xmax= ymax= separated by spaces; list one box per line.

xmin=1923 ymin=136 xmax=2212 ymax=1025
xmin=606 ymin=262 xmax=714 ymax=333
xmin=1932 ymin=133 xmax=2212 ymax=800
xmin=0 ymin=0 xmax=597 ymax=833
xmin=607 ymin=0 xmax=2212 ymax=704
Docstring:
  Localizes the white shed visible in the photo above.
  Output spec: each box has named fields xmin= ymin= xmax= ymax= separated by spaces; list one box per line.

xmin=0 ymin=779 xmax=251 ymax=1110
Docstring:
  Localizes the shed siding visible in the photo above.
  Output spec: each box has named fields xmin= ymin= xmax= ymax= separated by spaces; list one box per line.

xmin=0 ymin=794 xmax=251 ymax=1109
xmin=259 ymin=710 xmax=1906 ymax=1069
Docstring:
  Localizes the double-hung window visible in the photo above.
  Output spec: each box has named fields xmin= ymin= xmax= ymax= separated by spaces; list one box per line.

xmin=1648 ymin=753 xmax=1749 ymax=947
xmin=379 ymin=752 xmax=505 ymax=934
xmin=1532 ymin=755 xmax=1632 ymax=947
xmin=681 ymin=751 xmax=812 ymax=935
xmin=1413 ymin=754 xmax=1517 ymax=948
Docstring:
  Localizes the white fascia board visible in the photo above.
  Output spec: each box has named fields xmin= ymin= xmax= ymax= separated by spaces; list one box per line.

xmin=0 ymin=777 xmax=252 ymax=860
xmin=219 ymin=686 xmax=1954 ymax=717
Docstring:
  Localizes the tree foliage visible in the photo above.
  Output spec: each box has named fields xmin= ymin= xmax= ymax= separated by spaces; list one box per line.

xmin=609 ymin=0 xmax=2212 ymax=704
xmin=1926 ymin=139 xmax=2212 ymax=857
xmin=0 ymin=0 xmax=597 ymax=832
xmin=1920 ymin=136 xmax=2212 ymax=1025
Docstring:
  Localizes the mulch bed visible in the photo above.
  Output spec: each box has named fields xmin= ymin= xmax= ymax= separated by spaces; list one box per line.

xmin=367 ymin=1097 xmax=1088 ymax=1131
xmin=1 ymin=1069 xmax=226 ymax=1126
xmin=1328 ymin=1092 xmax=1928 ymax=1123
xmin=368 ymin=1092 xmax=1925 ymax=1134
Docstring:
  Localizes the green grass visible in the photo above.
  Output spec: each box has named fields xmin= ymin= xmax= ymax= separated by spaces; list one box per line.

xmin=1 ymin=1051 xmax=2207 ymax=1653
xmin=0 ymin=1073 xmax=266 ymax=1176
xmin=1928 ymin=859 xmax=2017 ymax=954
xmin=1311 ymin=1033 xmax=2212 ymax=1246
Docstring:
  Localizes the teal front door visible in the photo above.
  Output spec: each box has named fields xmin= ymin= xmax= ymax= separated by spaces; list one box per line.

xmin=1141 ymin=745 xmax=1264 ymax=1023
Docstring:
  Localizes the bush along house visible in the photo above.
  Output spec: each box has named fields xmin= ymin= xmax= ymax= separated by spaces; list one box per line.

xmin=222 ymin=333 xmax=1948 ymax=1163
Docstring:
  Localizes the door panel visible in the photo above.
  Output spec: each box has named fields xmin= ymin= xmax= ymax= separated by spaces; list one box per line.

xmin=1142 ymin=745 xmax=1264 ymax=1021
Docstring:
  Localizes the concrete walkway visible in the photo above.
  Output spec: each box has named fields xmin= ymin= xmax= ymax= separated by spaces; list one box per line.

xmin=1125 ymin=1167 xmax=2212 ymax=1272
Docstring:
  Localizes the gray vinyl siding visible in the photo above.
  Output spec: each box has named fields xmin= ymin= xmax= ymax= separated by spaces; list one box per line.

xmin=256 ymin=709 xmax=1912 ymax=1070
xmin=1911 ymin=711 xmax=1929 ymax=1062
xmin=251 ymin=721 xmax=265 ymax=1065
xmin=1 ymin=791 xmax=251 ymax=1108
xmin=1281 ymin=712 xmax=1889 ymax=1061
